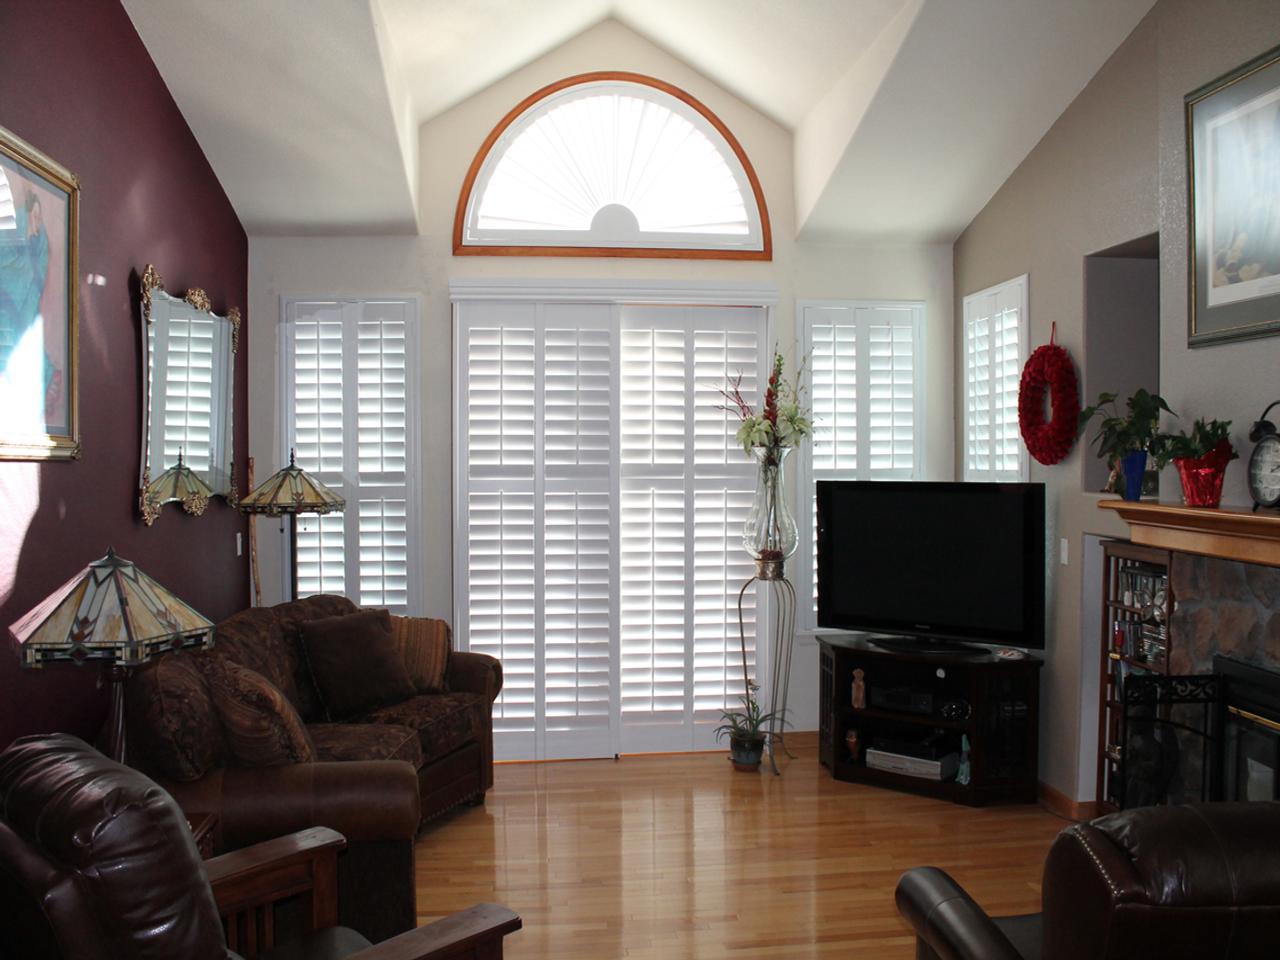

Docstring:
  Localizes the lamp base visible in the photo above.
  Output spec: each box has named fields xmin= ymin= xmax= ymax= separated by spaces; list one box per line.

xmin=102 ymin=664 xmax=130 ymax=763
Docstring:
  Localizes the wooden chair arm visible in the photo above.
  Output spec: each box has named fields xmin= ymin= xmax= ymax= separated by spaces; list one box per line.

xmin=206 ymin=826 xmax=347 ymax=955
xmin=347 ymin=904 xmax=522 ymax=960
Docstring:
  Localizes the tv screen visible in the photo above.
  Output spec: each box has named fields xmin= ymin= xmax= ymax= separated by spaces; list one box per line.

xmin=816 ymin=481 xmax=1045 ymax=650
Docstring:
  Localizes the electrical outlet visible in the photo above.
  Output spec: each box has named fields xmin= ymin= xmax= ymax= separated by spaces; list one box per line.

xmin=236 ymin=532 xmax=243 ymax=557
xmin=1059 ymin=537 xmax=1069 ymax=566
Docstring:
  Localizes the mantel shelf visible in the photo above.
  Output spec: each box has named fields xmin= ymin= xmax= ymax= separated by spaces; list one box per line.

xmin=1098 ymin=499 xmax=1280 ymax=567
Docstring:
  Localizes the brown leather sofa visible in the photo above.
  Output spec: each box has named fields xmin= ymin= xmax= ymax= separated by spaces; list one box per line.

xmin=0 ymin=733 xmax=521 ymax=960
xmin=896 ymin=801 xmax=1280 ymax=959
xmin=122 ymin=595 xmax=503 ymax=943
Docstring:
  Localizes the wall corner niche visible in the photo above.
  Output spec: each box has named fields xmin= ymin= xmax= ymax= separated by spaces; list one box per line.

xmin=1082 ymin=233 xmax=1161 ymax=495
xmin=138 ymin=264 xmax=238 ymax=525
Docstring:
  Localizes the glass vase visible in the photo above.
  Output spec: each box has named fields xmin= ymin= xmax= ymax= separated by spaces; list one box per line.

xmin=743 ymin=445 xmax=797 ymax=578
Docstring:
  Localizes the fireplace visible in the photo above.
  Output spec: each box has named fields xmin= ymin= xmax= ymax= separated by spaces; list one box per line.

xmin=1116 ymin=657 xmax=1280 ymax=807
xmin=1218 ymin=656 xmax=1280 ymax=802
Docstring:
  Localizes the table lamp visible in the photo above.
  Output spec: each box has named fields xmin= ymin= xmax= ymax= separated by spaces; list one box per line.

xmin=239 ymin=449 xmax=344 ymax=601
xmin=9 ymin=548 xmax=214 ymax=762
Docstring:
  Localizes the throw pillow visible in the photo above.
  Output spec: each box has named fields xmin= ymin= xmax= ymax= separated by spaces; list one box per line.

xmin=391 ymin=615 xmax=451 ymax=693
xmin=205 ymin=661 xmax=314 ymax=767
xmin=300 ymin=608 xmax=416 ymax=720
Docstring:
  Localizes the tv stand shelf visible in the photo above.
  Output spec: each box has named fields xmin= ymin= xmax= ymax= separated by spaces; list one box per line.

xmin=818 ymin=635 xmax=1042 ymax=806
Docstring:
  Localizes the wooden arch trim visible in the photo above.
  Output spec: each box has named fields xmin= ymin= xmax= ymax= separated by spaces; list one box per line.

xmin=453 ymin=71 xmax=772 ymax=261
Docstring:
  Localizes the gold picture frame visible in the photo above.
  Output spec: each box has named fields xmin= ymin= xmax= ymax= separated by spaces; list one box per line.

xmin=0 ymin=125 xmax=80 ymax=459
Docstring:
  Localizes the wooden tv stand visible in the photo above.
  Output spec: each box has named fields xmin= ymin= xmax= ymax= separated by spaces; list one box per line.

xmin=818 ymin=635 xmax=1042 ymax=806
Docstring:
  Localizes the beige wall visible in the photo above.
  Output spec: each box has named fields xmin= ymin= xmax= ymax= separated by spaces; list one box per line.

xmin=249 ymin=19 xmax=955 ymax=730
xmin=953 ymin=0 xmax=1280 ymax=800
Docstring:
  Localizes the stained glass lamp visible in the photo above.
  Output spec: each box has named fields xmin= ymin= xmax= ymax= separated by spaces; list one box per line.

xmin=140 ymin=449 xmax=214 ymax=525
xmin=239 ymin=449 xmax=345 ymax=600
xmin=9 ymin=548 xmax=214 ymax=761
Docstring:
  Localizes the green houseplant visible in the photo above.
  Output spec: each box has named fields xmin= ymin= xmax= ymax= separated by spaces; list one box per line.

xmin=715 ymin=682 xmax=784 ymax=772
xmin=1077 ymin=389 xmax=1174 ymax=500
xmin=1154 ymin=417 xmax=1237 ymax=508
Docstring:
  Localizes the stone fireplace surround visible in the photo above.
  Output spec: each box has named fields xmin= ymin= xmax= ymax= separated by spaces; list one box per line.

xmin=1170 ymin=554 xmax=1280 ymax=677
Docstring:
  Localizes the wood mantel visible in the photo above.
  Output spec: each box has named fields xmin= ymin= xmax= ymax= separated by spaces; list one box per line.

xmin=1098 ymin=499 xmax=1280 ymax=566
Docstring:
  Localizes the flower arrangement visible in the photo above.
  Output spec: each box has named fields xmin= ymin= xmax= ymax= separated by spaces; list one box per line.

xmin=720 ymin=351 xmax=813 ymax=462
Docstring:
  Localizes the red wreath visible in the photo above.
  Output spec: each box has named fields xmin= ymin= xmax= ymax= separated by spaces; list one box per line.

xmin=1018 ymin=324 xmax=1079 ymax=465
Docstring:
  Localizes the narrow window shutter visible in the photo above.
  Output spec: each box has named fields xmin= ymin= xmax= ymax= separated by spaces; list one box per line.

xmin=964 ymin=277 xmax=1026 ymax=482
xmin=159 ymin=314 xmax=216 ymax=472
xmin=286 ymin=299 xmax=419 ymax=611
xmin=801 ymin=302 xmax=923 ymax=624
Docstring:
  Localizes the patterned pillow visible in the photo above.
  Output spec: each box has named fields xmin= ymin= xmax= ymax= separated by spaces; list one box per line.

xmin=391 ymin=615 xmax=451 ymax=694
xmin=300 ymin=609 xmax=417 ymax=720
xmin=205 ymin=661 xmax=315 ymax=767
xmin=125 ymin=652 xmax=225 ymax=781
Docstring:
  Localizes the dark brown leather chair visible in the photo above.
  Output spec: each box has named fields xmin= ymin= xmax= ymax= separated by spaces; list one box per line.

xmin=896 ymin=802 xmax=1280 ymax=959
xmin=0 ymin=734 xmax=521 ymax=960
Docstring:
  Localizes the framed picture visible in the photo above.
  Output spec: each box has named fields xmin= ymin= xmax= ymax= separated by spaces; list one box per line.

xmin=1187 ymin=44 xmax=1280 ymax=347
xmin=0 ymin=125 xmax=79 ymax=459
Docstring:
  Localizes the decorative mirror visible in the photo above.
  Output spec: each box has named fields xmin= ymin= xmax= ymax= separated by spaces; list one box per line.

xmin=138 ymin=264 xmax=238 ymax=525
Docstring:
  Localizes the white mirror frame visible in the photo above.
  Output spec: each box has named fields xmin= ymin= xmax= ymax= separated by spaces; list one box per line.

xmin=138 ymin=263 xmax=238 ymax=525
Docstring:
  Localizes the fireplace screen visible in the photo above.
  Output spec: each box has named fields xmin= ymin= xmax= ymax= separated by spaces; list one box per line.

xmin=1120 ymin=675 xmax=1219 ymax=808
xmin=1218 ymin=656 xmax=1280 ymax=803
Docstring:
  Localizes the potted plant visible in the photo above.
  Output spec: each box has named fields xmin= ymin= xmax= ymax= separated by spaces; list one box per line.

xmin=1154 ymin=418 xmax=1237 ymax=508
xmin=715 ymin=682 xmax=784 ymax=772
xmin=1077 ymin=388 xmax=1174 ymax=500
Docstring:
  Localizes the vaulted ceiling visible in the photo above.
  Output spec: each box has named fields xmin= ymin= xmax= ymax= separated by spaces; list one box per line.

xmin=121 ymin=0 xmax=1156 ymax=241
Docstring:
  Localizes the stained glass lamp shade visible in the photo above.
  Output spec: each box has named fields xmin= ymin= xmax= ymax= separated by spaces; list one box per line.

xmin=10 ymin=548 xmax=213 ymax=667
xmin=9 ymin=549 xmax=214 ymax=762
xmin=239 ymin=450 xmax=345 ymax=600
xmin=141 ymin=449 xmax=214 ymax=524
xmin=239 ymin=450 xmax=344 ymax=517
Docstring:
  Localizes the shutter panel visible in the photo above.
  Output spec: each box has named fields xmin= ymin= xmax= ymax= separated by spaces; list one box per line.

xmin=159 ymin=314 xmax=216 ymax=472
xmin=865 ymin=306 xmax=918 ymax=478
xmin=467 ymin=490 xmax=537 ymax=736
xmin=801 ymin=302 xmax=923 ymax=624
xmin=285 ymin=299 xmax=418 ymax=613
xmin=964 ymin=277 xmax=1026 ymax=481
xmin=456 ymin=298 xmax=764 ymax=760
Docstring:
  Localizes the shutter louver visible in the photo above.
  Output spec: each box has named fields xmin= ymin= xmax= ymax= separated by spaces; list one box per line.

xmin=296 ymin=512 xmax=346 ymax=596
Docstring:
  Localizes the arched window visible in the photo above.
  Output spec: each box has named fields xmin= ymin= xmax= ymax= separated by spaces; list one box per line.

xmin=454 ymin=72 xmax=770 ymax=260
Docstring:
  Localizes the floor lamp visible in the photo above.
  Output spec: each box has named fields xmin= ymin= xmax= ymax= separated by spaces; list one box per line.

xmin=239 ymin=449 xmax=345 ymax=601
xmin=9 ymin=549 xmax=214 ymax=763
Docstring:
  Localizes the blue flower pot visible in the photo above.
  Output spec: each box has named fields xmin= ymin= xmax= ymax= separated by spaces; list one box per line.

xmin=1120 ymin=450 xmax=1147 ymax=502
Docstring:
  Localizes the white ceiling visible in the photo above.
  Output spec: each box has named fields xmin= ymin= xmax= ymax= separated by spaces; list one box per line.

xmin=376 ymin=0 xmax=906 ymax=129
xmin=122 ymin=0 xmax=1157 ymax=242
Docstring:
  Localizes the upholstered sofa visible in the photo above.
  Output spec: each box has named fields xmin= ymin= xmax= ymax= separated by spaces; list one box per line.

xmin=123 ymin=595 xmax=502 ymax=943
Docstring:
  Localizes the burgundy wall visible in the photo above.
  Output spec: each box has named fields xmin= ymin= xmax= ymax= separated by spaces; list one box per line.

xmin=0 ymin=0 xmax=249 ymax=749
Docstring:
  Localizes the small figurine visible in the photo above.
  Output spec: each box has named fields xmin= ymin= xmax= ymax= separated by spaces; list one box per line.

xmin=851 ymin=668 xmax=866 ymax=710
xmin=957 ymin=734 xmax=971 ymax=786
xmin=845 ymin=728 xmax=861 ymax=761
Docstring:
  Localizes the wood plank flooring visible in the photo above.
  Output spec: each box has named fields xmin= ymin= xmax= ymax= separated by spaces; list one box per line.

xmin=415 ymin=733 xmax=1067 ymax=959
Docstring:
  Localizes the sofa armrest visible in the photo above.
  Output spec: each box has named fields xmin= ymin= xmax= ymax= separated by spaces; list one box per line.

xmin=348 ymin=904 xmax=522 ymax=960
xmin=448 ymin=652 xmax=503 ymax=702
xmin=164 ymin=760 xmax=420 ymax=850
xmin=895 ymin=867 xmax=1025 ymax=960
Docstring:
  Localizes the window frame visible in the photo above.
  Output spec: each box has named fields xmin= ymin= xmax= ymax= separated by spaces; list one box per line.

xmin=453 ymin=72 xmax=772 ymax=261
xmin=962 ymin=274 xmax=1029 ymax=483
xmin=797 ymin=298 xmax=927 ymax=636
xmin=278 ymin=295 xmax=424 ymax=613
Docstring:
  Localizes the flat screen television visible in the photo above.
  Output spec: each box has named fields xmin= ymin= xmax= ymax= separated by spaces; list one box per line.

xmin=816 ymin=481 xmax=1046 ymax=652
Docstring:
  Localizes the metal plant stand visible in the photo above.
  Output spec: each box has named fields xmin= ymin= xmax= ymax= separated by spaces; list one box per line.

xmin=737 ymin=558 xmax=798 ymax=775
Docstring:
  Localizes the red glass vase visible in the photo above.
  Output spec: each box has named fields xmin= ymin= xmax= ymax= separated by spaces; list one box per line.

xmin=1174 ymin=457 xmax=1227 ymax=508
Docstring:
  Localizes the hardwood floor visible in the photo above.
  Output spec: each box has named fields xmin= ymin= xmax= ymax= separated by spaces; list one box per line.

xmin=415 ymin=733 xmax=1066 ymax=959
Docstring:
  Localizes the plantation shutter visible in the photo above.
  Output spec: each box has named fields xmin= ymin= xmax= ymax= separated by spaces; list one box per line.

xmin=964 ymin=276 xmax=1027 ymax=482
xmin=284 ymin=299 xmax=419 ymax=612
xmin=454 ymin=297 xmax=765 ymax=761
xmin=800 ymin=302 xmax=924 ymax=627
xmin=151 ymin=311 xmax=220 ymax=476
